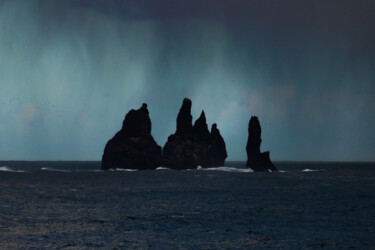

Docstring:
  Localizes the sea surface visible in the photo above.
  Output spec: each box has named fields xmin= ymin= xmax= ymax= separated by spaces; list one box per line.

xmin=0 ymin=161 xmax=374 ymax=249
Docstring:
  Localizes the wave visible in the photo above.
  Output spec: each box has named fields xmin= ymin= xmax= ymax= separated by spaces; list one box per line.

xmin=82 ymin=169 xmax=103 ymax=172
xmin=156 ymin=167 xmax=172 ymax=170
xmin=41 ymin=168 xmax=103 ymax=172
xmin=41 ymin=167 xmax=71 ymax=172
xmin=197 ymin=166 xmax=253 ymax=173
xmin=109 ymin=168 xmax=138 ymax=172
xmin=302 ymin=169 xmax=325 ymax=172
xmin=0 ymin=166 xmax=26 ymax=172
xmin=1 ymin=166 xmax=324 ymax=173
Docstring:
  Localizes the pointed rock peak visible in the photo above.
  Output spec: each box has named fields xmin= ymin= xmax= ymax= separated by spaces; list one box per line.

xmin=176 ymin=98 xmax=193 ymax=135
xmin=195 ymin=110 xmax=207 ymax=125
xmin=211 ymin=123 xmax=220 ymax=136
xmin=194 ymin=110 xmax=208 ymax=129
xmin=183 ymin=97 xmax=191 ymax=104
xmin=199 ymin=110 xmax=206 ymax=122
xmin=249 ymin=116 xmax=259 ymax=125
xmin=249 ymin=116 xmax=261 ymax=135
xmin=139 ymin=103 xmax=149 ymax=115
xmin=122 ymin=103 xmax=152 ymax=137
xmin=247 ymin=116 xmax=262 ymax=154
xmin=181 ymin=98 xmax=192 ymax=112
xmin=193 ymin=110 xmax=210 ymax=140
xmin=210 ymin=122 xmax=228 ymax=165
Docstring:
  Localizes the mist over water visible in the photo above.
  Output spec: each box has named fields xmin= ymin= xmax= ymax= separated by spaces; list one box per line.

xmin=0 ymin=0 xmax=374 ymax=161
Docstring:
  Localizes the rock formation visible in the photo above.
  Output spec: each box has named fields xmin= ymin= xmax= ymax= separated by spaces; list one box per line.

xmin=246 ymin=116 xmax=277 ymax=172
xmin=101 ymin=103 xmax=162 ymax=170
xmin=210 ymin=123 xmax=227 ymax=166
xmin=163 ymin=98 xmax=227 ymax=169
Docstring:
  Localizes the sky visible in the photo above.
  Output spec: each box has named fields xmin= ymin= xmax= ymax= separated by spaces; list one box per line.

xmin=0 ymin=0 xmax=374 ymax=161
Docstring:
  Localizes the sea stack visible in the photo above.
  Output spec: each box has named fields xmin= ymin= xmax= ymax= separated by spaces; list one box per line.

xmin=246 ymin=116 xmax=277 ymax=172
xmin=210 ymin=123 xmax=227 ymax=166
xmin=163 ymin=98 xmax=227 ymax=169
xmin=101 ymin=103 xmax=162 ymax=170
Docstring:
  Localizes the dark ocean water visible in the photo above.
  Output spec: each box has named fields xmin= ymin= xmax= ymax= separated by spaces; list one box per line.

xmin=0 ymin=161 xmax=374 ymax=249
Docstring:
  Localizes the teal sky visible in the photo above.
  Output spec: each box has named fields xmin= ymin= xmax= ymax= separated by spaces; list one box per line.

xmin=0 ymin=0 xmax=374 ymax=161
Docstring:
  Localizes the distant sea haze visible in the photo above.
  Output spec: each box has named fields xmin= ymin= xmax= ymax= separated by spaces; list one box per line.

xmin=1 ymin=1 xmax=374 ymax=162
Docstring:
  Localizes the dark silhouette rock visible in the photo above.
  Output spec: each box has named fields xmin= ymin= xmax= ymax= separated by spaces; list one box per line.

xmin=210 ymin=123 xmax=227 ymax=167
xmin=163 ymin=98 xmax=227 ymax=169
xmin=246 ymin=116 xmax=277 ymax=172
xmin=101 ymin=103 xmax=162 ymax=170
xmin=176 ymin=98 xmax=193 ymax=136
xmin=193 ymin=111 xmax=211 ymax=142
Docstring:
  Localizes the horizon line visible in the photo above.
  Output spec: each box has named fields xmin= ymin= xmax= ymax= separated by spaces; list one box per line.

xmin=1 ymin=160 xmax=374 ymax=164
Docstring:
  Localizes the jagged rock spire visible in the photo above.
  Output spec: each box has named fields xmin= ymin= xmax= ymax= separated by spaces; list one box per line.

xmin=193 ymin=111 xmax=211 ymax=141
xmin=246 ymin=116 xmax=277 ymax=172
xmin=246 ymin=116 xmax=261 ymax=157
xmin=163 ymin=98 xmax=228 ymax=169
xmin=210 ymin=123 xmax=227 ymax=166
xmin=176 ymin=98 xmax=193 ymax=136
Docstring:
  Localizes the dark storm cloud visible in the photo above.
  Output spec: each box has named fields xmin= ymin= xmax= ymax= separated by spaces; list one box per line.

xmin=0 ymin=0 xmax=374 ymax=161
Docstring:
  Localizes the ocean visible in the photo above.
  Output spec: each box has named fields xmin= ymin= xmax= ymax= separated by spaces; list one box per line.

xmin=0 ymin=161 xmax=374 ymax=249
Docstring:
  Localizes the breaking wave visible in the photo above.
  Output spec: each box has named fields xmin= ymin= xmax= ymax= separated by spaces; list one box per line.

xmin=156 ymin=167 xmax=172 ymax=170
xmin=41 ymin=167 xmax=70 ymax=172
xmin=302 ymin=169 xmax=325 ymax=172
xmin=0 ymin=165 xmax=325 ymax=173
xmin=40 ymin=168 xmax=103 ymax=172
xmin=197 ymin=166 xmax=253 ymax=173
xmin=0 ymin=166 xmax=26 ymax=172
xmin=109 ymin=168 xmax=138 ymax=172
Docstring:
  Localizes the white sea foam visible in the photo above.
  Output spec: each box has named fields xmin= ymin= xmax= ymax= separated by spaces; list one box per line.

xmin=41 ymin=167 xmax=70 ymax=172
xmin=109 ymin=168 xmax=138 ymax=172
xmin=156 ymin=167 xmax=172 ymax=170
xmin=0 ymin=166 xmax=26 ymax=172
xmin=73 ymin=169 xmax=103 ymax=172
xmin=197 ymin=166 xmax=253 ymax=173
xmin=302 ymin=169 xmax=325 ymax=172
